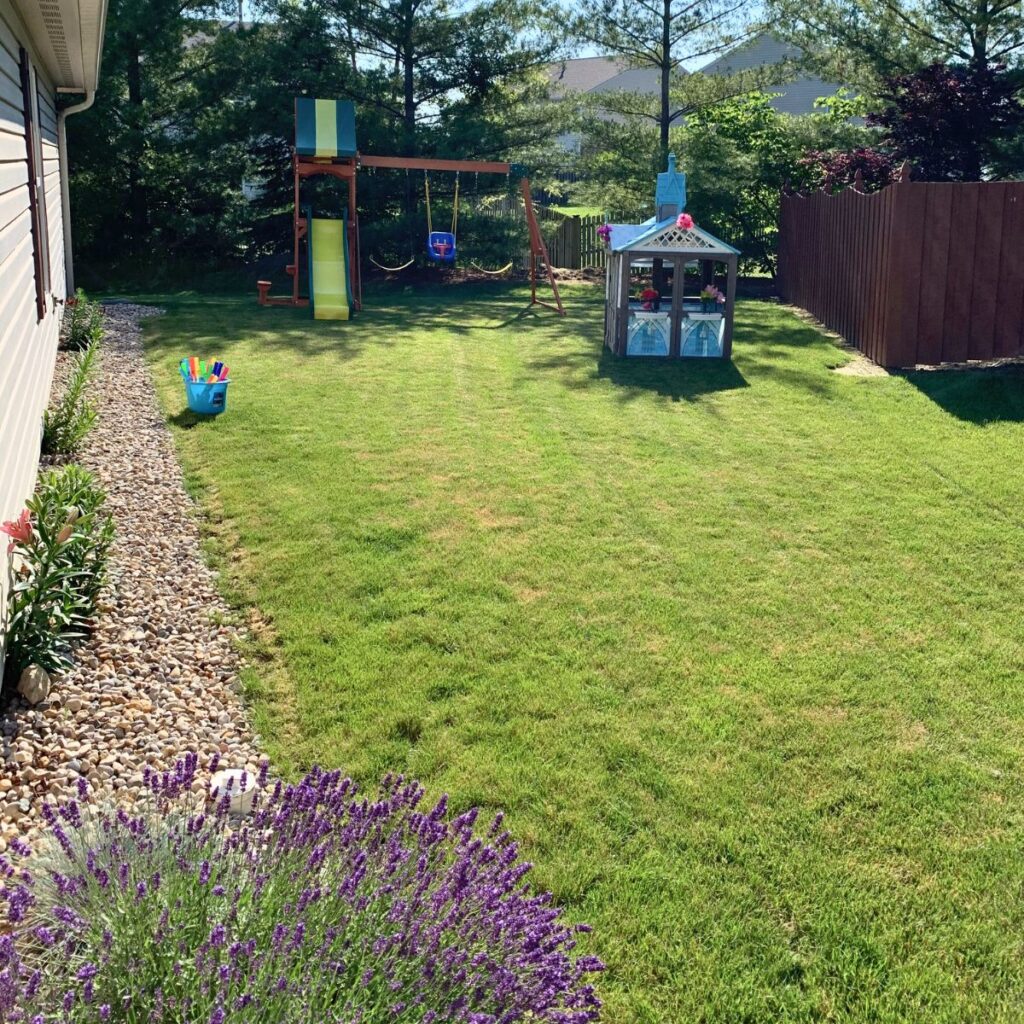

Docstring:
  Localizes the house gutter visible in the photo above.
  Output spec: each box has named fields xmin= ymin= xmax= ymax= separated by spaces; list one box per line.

xmin=56 ymin=91 xmax=94 ymax=296
xmin=55 ymin=0 xmax=109 ymax=295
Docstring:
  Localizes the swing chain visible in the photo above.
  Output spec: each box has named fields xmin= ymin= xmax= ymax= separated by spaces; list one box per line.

xmin=424 ymin=170 xmax=432 ymax=236
xmin=451 ymin=171 xmax=460 ymax=236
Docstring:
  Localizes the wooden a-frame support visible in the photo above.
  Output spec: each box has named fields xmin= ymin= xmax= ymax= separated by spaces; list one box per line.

xmin=257 ymin=150 xmax=564 ymax=317
xmin=521 ymin=178 xmax=564 ymax=316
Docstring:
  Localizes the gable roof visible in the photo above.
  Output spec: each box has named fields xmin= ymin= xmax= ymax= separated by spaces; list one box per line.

xmin=548 ymin=56 xmax=629 ymax=96
xmin=698 ymin=32 xmax=848 ymax=114
xmin=590 ymin=66 xmax=679 ymax=95
xmin=552 ymin=33 xmax=846 ymax=118
xmin=698 ymin=32 xmax=802 ymax=75
xmin=611 ymin=217 xmax=740 ymax=257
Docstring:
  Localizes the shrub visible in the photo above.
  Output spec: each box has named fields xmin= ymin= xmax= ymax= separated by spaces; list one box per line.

xmin=0 ymin=757 xmax=604 ymax=1023
xmin=42 ymin=339 xmax=99 ymax=458
xmin=1 ymin=466 xmax=114 ymax=685
xmin=61 ymin=290 xmax=105 ymax=352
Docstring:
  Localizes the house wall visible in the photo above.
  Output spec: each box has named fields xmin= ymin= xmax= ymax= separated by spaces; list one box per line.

xmin=0 ymin=0 xmax=67 ymax=655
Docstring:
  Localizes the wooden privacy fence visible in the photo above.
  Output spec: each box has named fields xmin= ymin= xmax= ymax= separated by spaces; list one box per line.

xmin=778 ymin=175 xmax=1024 ymax=366
xmin=534 ymin=207 xmax=607 ymax=270
xmin=478 ymin=197 xmax=607 ymax=270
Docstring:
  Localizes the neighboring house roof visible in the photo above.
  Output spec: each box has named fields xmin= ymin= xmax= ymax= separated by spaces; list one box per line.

xmin=588 ymin=66 xmax=690 ymax=126
xmin=184 ymin=19 xmax=254 ymax=50
xmin=589 ymin=66 xmax=673 ymax=95
xmin=699 ymin=32 xmax=845 ymax=114
xmin=552 ymin=32 xmax=845 ymax=117
xmin=9 ymin=0 xmax=108 ymax=94
xmin=548 ymin=56 xmax=629 ymax=96
xmin=699 ymin=32 xmax=801 ymax=75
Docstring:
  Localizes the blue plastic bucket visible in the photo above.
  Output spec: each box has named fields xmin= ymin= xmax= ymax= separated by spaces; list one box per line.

xmin=183 ymin=377 xmax=229 ymax=415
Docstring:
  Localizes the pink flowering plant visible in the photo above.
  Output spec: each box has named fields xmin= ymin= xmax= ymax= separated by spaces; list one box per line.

xmin=1 ymin=466 xmax=113 ymax=688
xmin=675 ymin=212 xmax=694 ymax=230
xmin=0 ymin=756 xmax=604 ymax=1023
xmin=596 ymin=223 xmax=612 ymax=246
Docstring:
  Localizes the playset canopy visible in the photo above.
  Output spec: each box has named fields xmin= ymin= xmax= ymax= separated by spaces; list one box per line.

xmin=604 ymin=155 xmax=740 ymax=359
xmin=257 ymin=98 xmax=564 ymax=320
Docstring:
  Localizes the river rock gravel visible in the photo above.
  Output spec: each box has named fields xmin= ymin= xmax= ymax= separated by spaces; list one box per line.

xmin=0 ymin=303 xmax=261 ymax=850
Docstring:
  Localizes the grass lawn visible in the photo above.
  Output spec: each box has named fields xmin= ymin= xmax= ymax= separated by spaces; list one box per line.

xmin=549 ymin=204 xmax=605 ymax=218
xmin=144 ymin=283 xmax=1024 ymax=1023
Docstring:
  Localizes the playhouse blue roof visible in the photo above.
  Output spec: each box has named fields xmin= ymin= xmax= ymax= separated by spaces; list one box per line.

xmin=608 ymin=219 xmax=657 ymax=250
xmin=609 ymin=217 xmax=740 ymax=256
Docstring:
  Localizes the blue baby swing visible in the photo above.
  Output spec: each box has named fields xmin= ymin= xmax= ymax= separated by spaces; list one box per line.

xmin=424 ymin=170 xmax=459 ymax=263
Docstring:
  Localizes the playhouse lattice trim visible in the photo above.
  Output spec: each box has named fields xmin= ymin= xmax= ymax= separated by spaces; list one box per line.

xmin=643 ymin=225 xmax=719 ymax=250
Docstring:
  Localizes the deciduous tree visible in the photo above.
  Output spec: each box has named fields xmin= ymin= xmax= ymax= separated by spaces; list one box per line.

xmin=869 ymin=61 xmax=1024 ymax=179
xmin=570 ymin=0 xmax=752 ymax=162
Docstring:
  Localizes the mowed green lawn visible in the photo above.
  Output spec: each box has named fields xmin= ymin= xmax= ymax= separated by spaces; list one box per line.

xmin=144 ymin=283 xmax=1024 ymax=1023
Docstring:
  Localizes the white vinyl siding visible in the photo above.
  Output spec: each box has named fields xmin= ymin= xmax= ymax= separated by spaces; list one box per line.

xmin=0 ymin=0 xmax=67 ymax=654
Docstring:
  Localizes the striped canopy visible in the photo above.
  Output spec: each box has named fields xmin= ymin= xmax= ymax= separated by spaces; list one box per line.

xmin=295 ymin=98 xmax=357 ymax=159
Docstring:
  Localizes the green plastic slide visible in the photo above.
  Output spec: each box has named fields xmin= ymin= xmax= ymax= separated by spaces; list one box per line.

xmin=309 ymin=218 xmax=351 ymax=321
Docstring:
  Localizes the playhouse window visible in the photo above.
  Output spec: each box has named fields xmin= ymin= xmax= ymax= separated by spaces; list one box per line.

xmin=19 ymin=48 xmax=50 ymax=321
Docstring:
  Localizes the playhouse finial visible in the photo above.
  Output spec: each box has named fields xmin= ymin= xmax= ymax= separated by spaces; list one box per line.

xmin=656 ymin=154 xmax=686 ymax=219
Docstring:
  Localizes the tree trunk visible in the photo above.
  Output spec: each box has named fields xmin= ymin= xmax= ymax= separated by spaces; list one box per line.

xmin=401 ymin=2 xmax=417 ymax=216
xmin=659 ymin=0 xmax=671 ymax=162
xmin=125 ymin=35 xmax=147 ymax=255
xmin=652 ymin=0 xmax=672 ymax=292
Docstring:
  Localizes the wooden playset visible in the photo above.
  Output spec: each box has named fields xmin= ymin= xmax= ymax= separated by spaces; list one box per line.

xmin=256 ymin=98 xmax=564 ymax=320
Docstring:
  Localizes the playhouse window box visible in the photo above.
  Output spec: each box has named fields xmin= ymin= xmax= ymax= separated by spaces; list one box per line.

xmin=626 ymin=310 xmax=671 ymax=356
xmin=680 ymin=313 xmax=724 ymax=358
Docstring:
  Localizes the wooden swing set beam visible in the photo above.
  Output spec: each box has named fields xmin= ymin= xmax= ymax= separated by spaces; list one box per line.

xmin=358 ymin=155 xmax=511 ymax=174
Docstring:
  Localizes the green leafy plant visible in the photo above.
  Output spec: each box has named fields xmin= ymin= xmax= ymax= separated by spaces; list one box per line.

xmin=1 ymin=466 xmax=114 ymax=688
xmin=42 ymin=338 xmax=99 ymax=458
xmin=34 ymin=464 xmax=115 ymax=610
xmin=60 ymin=289 xmax=104 ymax=351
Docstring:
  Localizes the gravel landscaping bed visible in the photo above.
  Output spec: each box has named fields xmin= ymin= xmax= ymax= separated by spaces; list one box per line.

xmin=0 ymin=304 xmax=260 ymax=849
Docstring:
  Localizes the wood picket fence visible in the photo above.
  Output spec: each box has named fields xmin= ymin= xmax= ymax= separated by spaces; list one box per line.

xmin=533 ymin=207 xmax=607 ymax=270
xmin=477 ymin=197 xmax=607 ymax=270
xmin=778 ymin=172 xmax=1024 ymax=366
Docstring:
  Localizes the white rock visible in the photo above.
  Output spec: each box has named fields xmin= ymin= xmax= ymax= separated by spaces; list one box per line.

xmin=209 ymin=768 xmax=258 ymax=815
xmin=17 ymin=665 xmax=51 ymax=705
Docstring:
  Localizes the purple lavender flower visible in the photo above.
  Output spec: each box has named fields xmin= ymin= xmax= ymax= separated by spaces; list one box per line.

xmin=0 ymin=759 xmax=603 ymax=1022
xmin=9 ymin=837 xmax=31 ymax=858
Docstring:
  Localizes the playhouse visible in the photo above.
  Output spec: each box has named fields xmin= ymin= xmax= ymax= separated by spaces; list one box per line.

xmin=604 ymin=156 xmax=740 ymax=359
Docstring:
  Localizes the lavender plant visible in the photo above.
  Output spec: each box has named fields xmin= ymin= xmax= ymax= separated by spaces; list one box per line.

xmin=0 ymin=756 xmax=603 ymax=1023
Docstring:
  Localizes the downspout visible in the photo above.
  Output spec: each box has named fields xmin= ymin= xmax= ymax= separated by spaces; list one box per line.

xmin=56 ymin=90 xmax=94 ymax=296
